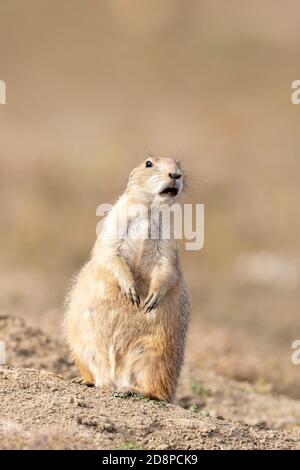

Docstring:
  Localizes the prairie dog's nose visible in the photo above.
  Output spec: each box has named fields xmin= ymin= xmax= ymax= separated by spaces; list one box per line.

xmin=169 ymin=172 xmax=182 ymax=180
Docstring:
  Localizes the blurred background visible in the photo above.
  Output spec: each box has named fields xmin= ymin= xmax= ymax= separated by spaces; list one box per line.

xmin=1 ymin=0 xmax=300 ymax=398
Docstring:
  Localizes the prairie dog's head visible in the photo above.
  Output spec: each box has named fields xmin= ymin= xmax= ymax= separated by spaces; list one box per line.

xmin=126 ymin=157 xmax=183 ymax=204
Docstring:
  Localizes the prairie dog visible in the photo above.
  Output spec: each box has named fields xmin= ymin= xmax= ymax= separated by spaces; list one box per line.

xmin=64 ymin=157 xmax=190 ymax=401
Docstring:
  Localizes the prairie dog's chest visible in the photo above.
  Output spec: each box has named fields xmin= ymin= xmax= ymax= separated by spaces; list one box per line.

xmin=120 ymin=216 xmax=159 ymax=270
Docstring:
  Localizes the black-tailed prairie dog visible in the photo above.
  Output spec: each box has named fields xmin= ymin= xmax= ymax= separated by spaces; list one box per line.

xmin=64 ymin=157 xmax=190 ymax=401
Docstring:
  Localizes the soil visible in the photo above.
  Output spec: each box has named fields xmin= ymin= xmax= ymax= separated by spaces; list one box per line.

xmin=1 ymin=314 xmax=300 ymax=450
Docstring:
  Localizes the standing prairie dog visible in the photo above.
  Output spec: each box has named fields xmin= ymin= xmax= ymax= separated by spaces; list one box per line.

xmin=64 ymin=157 xmax=190 ymax=402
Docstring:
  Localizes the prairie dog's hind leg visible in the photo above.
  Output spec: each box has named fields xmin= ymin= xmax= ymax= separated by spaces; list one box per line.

xmin=71 ymin=359 xmax=95 ymax=387
xmin=113 ymin=351 xmax=176 ymax=402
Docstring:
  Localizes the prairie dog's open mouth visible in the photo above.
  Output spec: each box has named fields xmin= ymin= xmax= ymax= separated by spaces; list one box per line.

xmin=160 ymin=187 xmax=179 ymax=197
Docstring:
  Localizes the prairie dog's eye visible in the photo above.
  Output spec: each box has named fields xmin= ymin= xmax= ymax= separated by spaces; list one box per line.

xmin=145 ymin=160 xmax=153 ymax=168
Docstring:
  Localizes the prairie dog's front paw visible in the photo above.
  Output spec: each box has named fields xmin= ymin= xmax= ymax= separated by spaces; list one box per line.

xmin=120 ymin=280 xmax=140 ymax=308
xmin=143 ymin=288 xmax=164 ymax=314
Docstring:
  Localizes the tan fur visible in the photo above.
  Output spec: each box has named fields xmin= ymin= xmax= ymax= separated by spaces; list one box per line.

xmin=76 ymin=359 xmax=95 ymax=385
xmin=64 ymin=157 xmax=190 ymax=402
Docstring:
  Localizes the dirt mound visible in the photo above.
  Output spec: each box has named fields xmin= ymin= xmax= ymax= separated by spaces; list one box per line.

xmin=0 ymin=315 xmax=76 ymax=378
xmin=3 ymin=313 xmax=300 ymax=439
xmin=0 ymin=366 xmax=300 ymax=450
